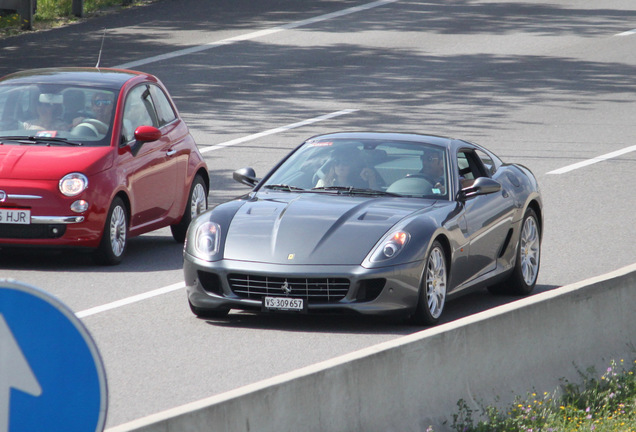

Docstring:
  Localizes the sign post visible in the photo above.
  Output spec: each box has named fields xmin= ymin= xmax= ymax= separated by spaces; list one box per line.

xmin=72 ymin=0 xmax=83 ymax=17
xmin=0 ymin=280 xmax=107 ymax=432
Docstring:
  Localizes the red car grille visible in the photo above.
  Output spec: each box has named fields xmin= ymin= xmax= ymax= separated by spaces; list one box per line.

xmin=0 ymin=224 xmax=66 ymax=239
xmin=228 ymin=274 xmax=349 ymax=303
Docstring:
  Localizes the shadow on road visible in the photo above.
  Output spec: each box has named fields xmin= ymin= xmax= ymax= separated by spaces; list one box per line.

xmin=0 ymin=232 xmax=184 ymax=272
xmin=200 ymin=283 xmax=560 ymax=335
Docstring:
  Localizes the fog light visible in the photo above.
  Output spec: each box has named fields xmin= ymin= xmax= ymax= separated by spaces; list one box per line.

xmin=71 ymin=200 xmax=89 ymax=213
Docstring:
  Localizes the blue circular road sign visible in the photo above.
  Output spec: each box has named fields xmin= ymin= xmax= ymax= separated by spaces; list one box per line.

xmin=0 ymin=280 xmax=107 ymax=432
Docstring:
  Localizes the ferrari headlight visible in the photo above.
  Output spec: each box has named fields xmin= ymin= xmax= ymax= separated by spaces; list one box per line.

xmin=369 ymin=230 xmax=410 ymax=262
xmin=193 ymin=221 xmax=221 ymax=259
xmin=59 ymin=173 xmax=88 ymax=196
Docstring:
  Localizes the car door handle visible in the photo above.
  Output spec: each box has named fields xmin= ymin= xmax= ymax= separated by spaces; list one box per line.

xmin=166 ymin=149 xmax=177 ymax=157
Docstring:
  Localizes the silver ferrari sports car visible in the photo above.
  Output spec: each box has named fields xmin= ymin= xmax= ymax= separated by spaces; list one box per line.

xmin=183 ymin=132 xmax=542 ymax=325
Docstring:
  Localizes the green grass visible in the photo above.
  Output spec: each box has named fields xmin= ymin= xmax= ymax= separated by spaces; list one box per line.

xmin=442 ymin=358 xmax=636 ymax=432
xmin=0 ymin=11 xmax=23 ymax=33
xmin=34 ymin=0 xmax=127 ymax=20
xmin=1 ymin=0 xmax=151 ymax=36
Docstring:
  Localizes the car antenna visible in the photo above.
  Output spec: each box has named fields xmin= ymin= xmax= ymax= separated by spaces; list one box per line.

xmin=95 ymin=29 xmax=107 ymax=68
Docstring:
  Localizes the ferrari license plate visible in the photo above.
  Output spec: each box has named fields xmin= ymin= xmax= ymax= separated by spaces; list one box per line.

xmin=263 ymin=296 xmax=304 ymax=312
xmin=0 ymin=208 xmax=30 ymax=224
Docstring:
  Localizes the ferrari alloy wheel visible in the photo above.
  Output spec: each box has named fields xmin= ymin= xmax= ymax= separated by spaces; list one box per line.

xmin=411 ymin=240 xmax=447 ymax=325
xmin=94 ymin=197 xmax=128 ymax=265
xmin=489 ymin=207 xmax=541 ymax=295
xmin=171 ymin=175 xmax=208 ymax=242
xmin=519 ymin=212 xmax=540 ymax=286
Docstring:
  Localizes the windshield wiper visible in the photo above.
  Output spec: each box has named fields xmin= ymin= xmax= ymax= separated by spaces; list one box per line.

xmin=0 ymin=136 xmax=84 ymax=146
xmin=311 ymin=186 xmax=402 ymax=197
xmin=263 ymin=184 xmax=307 ymax=192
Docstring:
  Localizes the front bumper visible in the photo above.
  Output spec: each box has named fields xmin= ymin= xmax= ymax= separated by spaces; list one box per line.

xmin=0 ymin=215 xmax=83 ymax=241
xmin=184 ymin=253 xmax=425 ymax=317
xmin=1 ymin=180 xmax=104 ymax=247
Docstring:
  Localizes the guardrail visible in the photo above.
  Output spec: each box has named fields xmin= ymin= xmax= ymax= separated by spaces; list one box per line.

xmin=106 ymin=263 xmax=636 ymax=432
xmin=0 ymin=0 xmax=133 ymax=30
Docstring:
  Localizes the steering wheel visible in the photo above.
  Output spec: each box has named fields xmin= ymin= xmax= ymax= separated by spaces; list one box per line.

xmin=71 ymin=118 xmax=109 ymax=137
xmin=406 ymin=173 xmax=435 ymax=183
xmin=387 ymin=176 xmax=434 ymax=196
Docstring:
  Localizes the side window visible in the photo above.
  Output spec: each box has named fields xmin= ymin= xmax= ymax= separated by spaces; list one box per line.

xmin=122 ymin=85 xmax=158 ymax=142
xmin=457 ymin=152 xmax=474 ymax=180
xmin=457 ymin=149 xmax=490 ymax=188
xmin=475 ymin=149 xmax=496 ymax=176
xmin=149 ymin=85 xmax=176 ymax=126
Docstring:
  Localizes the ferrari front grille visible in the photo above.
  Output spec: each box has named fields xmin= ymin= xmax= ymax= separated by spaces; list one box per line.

xmin=228 ymin=274 xmax=349 ymax=303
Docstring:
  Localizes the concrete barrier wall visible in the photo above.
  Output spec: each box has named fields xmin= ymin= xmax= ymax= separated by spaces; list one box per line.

xmin=107 ymin=264 xmax=636 ymax=432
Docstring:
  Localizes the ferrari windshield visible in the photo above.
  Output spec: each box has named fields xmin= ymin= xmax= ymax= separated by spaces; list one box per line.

xmin=0 ymin=83 xmax=117 ymax=146
xmin=262 ymin=138 xmax=450 ymax=199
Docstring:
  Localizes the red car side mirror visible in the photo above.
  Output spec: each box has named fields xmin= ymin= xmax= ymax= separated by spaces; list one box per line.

xmin=134 ymin=125 xmax=161 ymax=142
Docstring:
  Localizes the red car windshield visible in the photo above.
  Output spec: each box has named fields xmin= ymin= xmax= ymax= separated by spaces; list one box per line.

xmin=0 ymin=83 xmax=117 ymax=146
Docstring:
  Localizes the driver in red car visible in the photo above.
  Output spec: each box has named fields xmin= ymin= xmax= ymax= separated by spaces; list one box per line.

xmin=71 ymin=92 xmax=114 ymax=135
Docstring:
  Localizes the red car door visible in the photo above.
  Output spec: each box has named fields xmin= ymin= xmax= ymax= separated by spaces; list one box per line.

xmin=118 ymin=84 xmax=177 ymax=230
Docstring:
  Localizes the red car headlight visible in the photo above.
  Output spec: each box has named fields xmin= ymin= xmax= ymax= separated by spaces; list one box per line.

xmin=59 ymin=173 xmax=88 ymax=196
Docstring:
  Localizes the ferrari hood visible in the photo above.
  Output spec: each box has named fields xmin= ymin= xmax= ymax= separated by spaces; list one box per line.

xmin=0 ymin=145 xmax=113 ymax=180
xmin=224 ymin=192 xmax=434 ymax=265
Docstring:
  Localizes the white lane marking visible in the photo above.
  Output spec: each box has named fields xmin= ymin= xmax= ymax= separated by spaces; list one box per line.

xmin=199 ymin=109 xmax=358 ymax=154
xmin=547 ymin=145 xmax=636 ymax=175
xmin=616 ymin=29 xmax=636 ymax=36
xmin=76 ymin=283 xmax=184 ymax=318
xmin=114 ymin=0 xmax=399 ymax=69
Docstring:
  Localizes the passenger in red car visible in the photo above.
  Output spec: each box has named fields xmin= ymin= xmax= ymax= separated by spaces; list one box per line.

xmin=23 ymin=93 xmax=66 ymax=131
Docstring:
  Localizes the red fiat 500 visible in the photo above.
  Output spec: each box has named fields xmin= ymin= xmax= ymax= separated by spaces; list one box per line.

xmin=0 ymin=67 xmax=209 ymax=264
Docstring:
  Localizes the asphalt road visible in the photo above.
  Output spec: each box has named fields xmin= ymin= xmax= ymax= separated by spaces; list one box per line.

xmin=1 ymin=0 xmax=635 ymax=428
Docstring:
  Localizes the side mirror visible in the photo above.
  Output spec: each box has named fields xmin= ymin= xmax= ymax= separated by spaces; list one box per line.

xmin=129 ymin=125 xmax=161 ymax=156
xmin=134 ymin=125 xmax=162 ymax=142
xmin=458 ymin=177 xmax=501 ymax=200
xmin=233 ymin=167 xmax=259 ymax=187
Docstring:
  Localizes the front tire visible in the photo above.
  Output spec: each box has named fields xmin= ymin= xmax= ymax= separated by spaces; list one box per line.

xmin=410 ymin=241 xmax=447 ymax=325
xmin=488 ymin=208 xmax=541 ymax=295
xmin=171 ymin=175 xmax=208 ymax=243
xmin=94 ymin=197 xmax=128 ymax=265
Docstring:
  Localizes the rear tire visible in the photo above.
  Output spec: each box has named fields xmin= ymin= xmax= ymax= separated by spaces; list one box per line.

xmin=94 ymin=197 xmax=128 ymax=265
xmin=410 ymin=241 xmax=447 ymax=325
xmin=488 ymin=208 xmax=540 ymax=295
xmin=171 ymin=175 xmax=208 ymax=243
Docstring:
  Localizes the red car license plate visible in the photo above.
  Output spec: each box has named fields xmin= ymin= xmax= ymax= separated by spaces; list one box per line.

xmin=0 ymin=208 xmax=31 ymax=224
